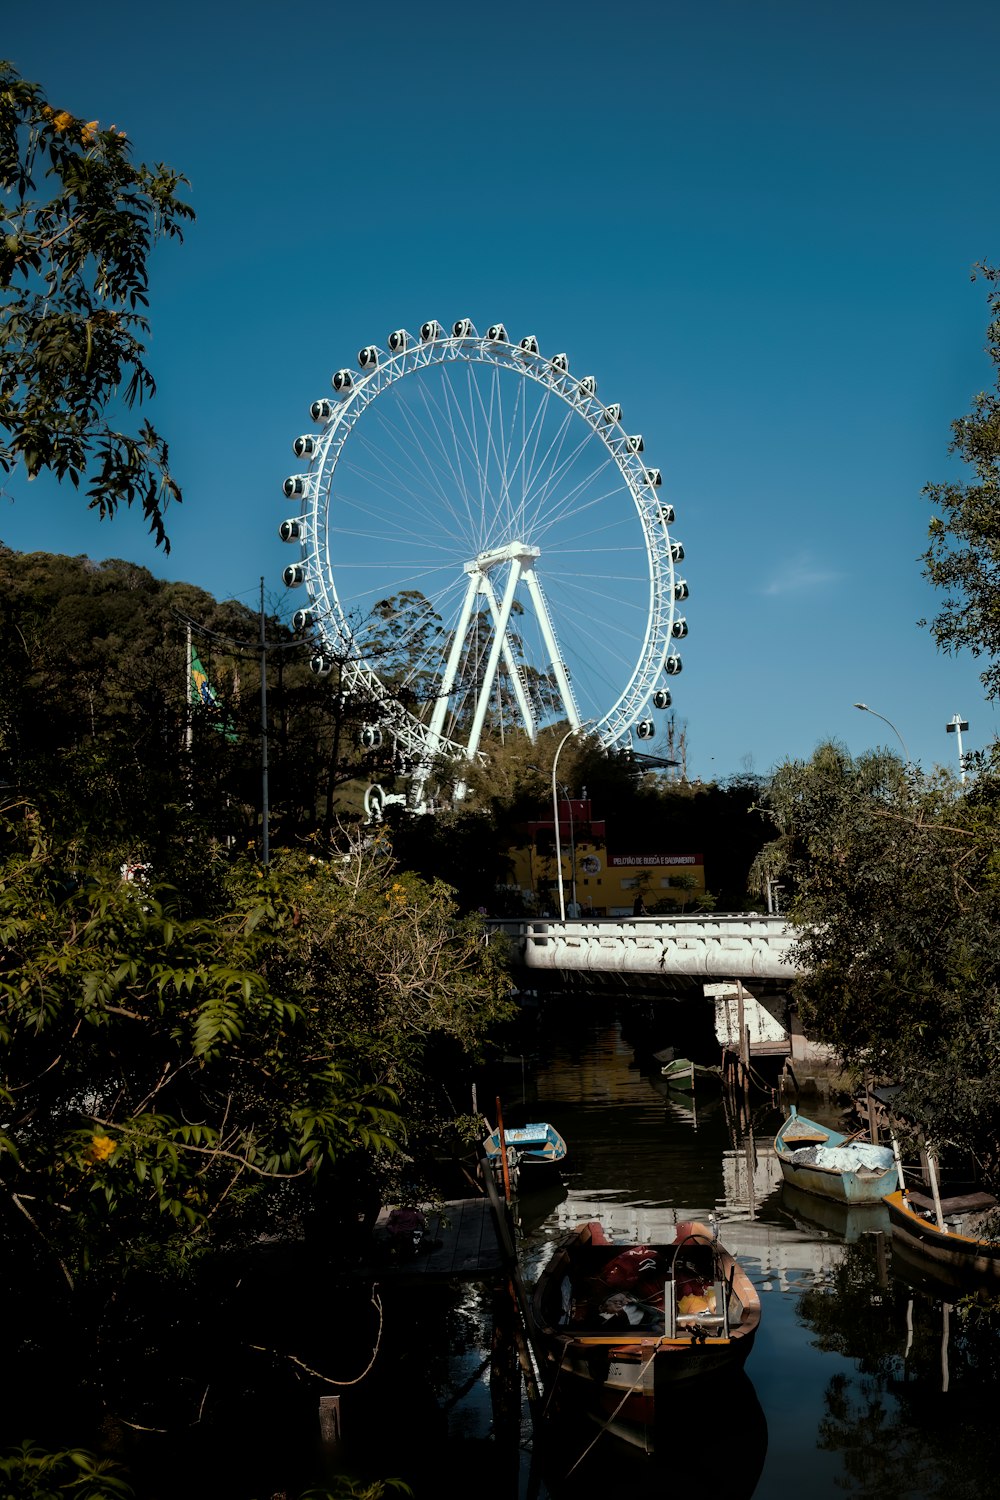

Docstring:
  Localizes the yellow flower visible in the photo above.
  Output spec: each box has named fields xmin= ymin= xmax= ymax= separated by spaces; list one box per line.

xmin=89 ymin=1135 xmax=116 ymax=1162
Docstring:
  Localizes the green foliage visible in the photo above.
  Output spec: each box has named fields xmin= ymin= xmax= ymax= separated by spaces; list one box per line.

xmin=0 ymin=1443 xmax=132 ymax=1499
xmin=757 ymin=742 xmax=1000 ymax=1180
xmin=922 ymin=263 xmax=1000 ymax=696
xmin=299 ymin=1482 xmax=412 ymax=1500
xmin=0 ymin=61 xmax=193 ymax=548
xmin=0 ymin=810 xmax=511 ymax=1285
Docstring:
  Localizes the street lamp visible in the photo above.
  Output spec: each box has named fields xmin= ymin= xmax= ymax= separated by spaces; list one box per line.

xmin=559 ymin=782 xmax=579 ymax=916
xmin=945 ymin=713 xmax=969 ymax=784
xmin=551 ymin=722 xmax=593 ymax=920
xmin=853 ymin=703 xmax=911 ymax=767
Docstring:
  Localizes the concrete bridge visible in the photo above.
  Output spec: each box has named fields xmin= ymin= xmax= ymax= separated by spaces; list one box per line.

xmin=490 ymin=914 xmax=802 ymax=982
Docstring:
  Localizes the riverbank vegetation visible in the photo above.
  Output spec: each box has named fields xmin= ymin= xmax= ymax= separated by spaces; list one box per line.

xmin=752 ymin=266 xmax=1000 ymax=1191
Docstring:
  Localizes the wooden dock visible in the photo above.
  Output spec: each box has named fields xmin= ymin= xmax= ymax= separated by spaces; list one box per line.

xmin=368 ymin=1196 xmax=507 ymax=1282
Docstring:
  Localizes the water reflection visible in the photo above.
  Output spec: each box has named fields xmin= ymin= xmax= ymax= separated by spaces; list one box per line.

xmin=793 ymin=1233 xmax=1000 ymax=1494
xmin=511 ymin=1012 xmax=1000 ymax=1499
xmin=778 ymin=1181 xmax=891 ymax=1243
xmin=532 ymin=1371 xmax=768 ymax=1498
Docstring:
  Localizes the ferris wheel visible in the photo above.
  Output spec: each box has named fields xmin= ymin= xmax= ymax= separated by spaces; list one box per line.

xmin=278 ymin=319 xmax=688 ymax=782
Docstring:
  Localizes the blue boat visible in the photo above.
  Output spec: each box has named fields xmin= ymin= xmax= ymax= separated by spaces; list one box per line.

xmin=482 ymin=1121 xmax=567 ymax=1176
xmin=774 ymin=1105 xmax=897 ymax=1205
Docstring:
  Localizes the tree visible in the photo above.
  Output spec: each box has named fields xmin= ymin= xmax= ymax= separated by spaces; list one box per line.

xmin=0 ymin=61 xmax=193 ymax=548
xmin=921 ymin=263 xmax=1000 ymax=695
xmin=754 ymin=742 xmax=1000 ymax=1182
xmin=0 ymin=811 xmax=512 ymax=1295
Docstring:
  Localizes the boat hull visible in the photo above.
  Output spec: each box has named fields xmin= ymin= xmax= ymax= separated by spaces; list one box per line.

xmin=884 ymin=1190 xmax=1000 ymax=1284
xmin=775 ymin=1156 xmax=894 ymax=1205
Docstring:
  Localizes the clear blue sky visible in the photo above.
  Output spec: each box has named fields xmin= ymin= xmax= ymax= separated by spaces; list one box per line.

xmin=3 ymin=0 xmax=999 ymax=780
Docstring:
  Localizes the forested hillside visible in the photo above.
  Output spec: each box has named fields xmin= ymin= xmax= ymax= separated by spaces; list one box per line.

xmin=0 ymin=546 xmax=392 ymax=856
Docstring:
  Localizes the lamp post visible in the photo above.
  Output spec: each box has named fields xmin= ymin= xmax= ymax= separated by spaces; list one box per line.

xmin=946 ymin=713 xmax=969 ymax=784
xmin=560 ymin=782 xmax=578 ymax=916
xmin=853 ymin=703 xmax=911 ymax=768
xmin=551 ymin=723 xmax=592 ymax=920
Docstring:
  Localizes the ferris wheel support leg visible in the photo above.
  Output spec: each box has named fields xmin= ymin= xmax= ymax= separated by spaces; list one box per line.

xmin=522 ymin=565 xmax=582 ymax=729
xmin=464 ymin=560 xmax=524 ymax=764
xmin=479 ymin=573 xmax=537 ymax=742
xmin=425 ymin=571 xmax=482 ymax=757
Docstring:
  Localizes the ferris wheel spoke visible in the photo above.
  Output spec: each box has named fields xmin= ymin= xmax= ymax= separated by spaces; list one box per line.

xmin=522 ymin=422 xmax=621 ymax=539
xmin=507 ymin=379 xmax=561 ymax=537
xmin=518 ymin=399 xmax=577 ymax=528
xmin=341 ymin=432 xmax=464 ymax=543
xmin=391 ymin=376 xmax=487 ymax=545
xmin=525 ymin=465 xmax=629 ymax=546
xmin=490 ymin=363 xmax=527 ymax=539
xmin=465 ymin=360 xmax=527 ymax=544
xmin=335 ymin=457 xmax=460 ymax=542
xmin=354 ymin=402 xmax=478 ymax=544
xmin=462 ymin=362 xmax=499 ymax=542
xmin=411 ymin=363 xmax=496 ymax=550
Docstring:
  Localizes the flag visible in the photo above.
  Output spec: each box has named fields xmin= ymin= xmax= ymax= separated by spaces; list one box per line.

xmin=190 ymin=647 xmax=237 ymax=740
xmin=190 ymin=648 xmax=221 ymax=710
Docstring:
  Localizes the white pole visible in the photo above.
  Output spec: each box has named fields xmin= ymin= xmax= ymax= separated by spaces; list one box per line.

xmin=551 ymin=723 xmax=593 ymax=918
xmin=523 ymin=564 xmax=582 ymax=729
xmin=465 ymin=559 xmax=524 ymax=763
xmin=185 ymin=623 xmax=193 ymax=755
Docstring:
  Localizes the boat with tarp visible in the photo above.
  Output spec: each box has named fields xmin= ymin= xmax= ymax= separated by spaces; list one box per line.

xmin=774 ymin=1105 xmax=897 ymax=1205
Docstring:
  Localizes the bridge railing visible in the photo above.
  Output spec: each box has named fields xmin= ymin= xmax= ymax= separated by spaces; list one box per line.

xmin=486 ymin=913 xmax=801 ymax=980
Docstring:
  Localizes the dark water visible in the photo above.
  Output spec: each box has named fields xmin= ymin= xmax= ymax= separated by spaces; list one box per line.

xmin=341 ymin=1011 xmax=1000 ymax=1499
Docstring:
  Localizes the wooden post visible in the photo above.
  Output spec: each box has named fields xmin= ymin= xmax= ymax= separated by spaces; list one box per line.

xmin=318 ymin=1395 xmax=342 ymax=1460
xmin=941 ymin=1302 xmax=951 ymax=1393
xmin=736 ymin=980 xmax=746 ymax=1066
xmin=927 ymin=1148 xmax=947 ymax=1232
xmin=864 ymin=1075 xmax=878 ymax=1144
xmin=495 ymin=1096 xmax=512 ymax=1204
xmin=745 ymin=1125 xmax=756 ymax=1220
xmin=476 ymin=1143 xmax=543 ymax=1423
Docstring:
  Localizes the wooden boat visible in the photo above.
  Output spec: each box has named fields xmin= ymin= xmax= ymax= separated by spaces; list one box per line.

xmin=884 ymin=1187 xmax=1000 ymax=1285
xmin=774 ymin=1105 xmax=897 ymax=1205
xmin=528 ymin=1219 xmax=760 ymax=1448
xmin=658 ymin=1052 xmax=721 ymax=1092
xmin=482 ymin=1121 xmax=566 ymax=1174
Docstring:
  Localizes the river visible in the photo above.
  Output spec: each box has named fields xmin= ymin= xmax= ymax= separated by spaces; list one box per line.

xmin=341 ymin=1003 xmax=1000 ymax=1499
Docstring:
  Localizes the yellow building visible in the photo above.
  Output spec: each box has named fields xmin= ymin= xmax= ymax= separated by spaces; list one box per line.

xmin=504 ymin=799 xmax=706 ymax=917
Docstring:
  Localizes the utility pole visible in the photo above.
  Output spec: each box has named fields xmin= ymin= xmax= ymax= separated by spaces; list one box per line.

xmin=260 ymin=578 xmax=270 ymax=866
xmin=946 ymin=713 xmax=969 ymax=785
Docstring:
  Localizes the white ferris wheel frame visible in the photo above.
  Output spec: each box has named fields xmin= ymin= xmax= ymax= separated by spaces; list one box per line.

xmin=281 ymin=326 xmax=683 ymax=768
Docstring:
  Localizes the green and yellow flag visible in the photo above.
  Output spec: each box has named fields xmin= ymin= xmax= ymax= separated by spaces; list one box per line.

xmin=190 ymin=646 xmax=237 ymax=741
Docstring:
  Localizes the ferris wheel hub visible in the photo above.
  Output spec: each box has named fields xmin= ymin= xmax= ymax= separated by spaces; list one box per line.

xmin=465 ymin=541 xmax=541 ymax=574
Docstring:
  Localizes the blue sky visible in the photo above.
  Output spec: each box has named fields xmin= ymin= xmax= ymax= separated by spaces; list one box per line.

xmin=3 ymin=0 xmax=999 ymax=780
